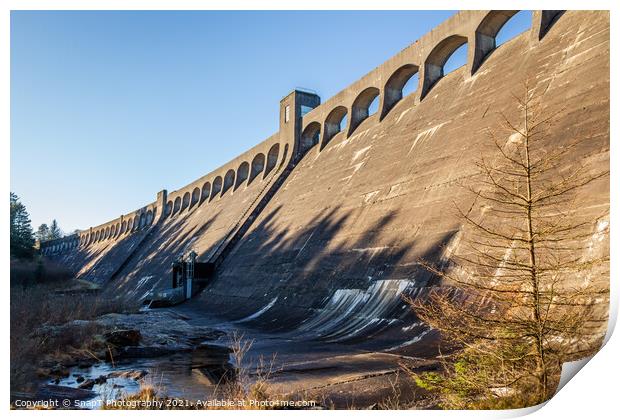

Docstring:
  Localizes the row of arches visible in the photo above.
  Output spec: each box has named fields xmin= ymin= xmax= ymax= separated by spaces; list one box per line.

xmin=164 ymin=142 xmax=286 ymax=219
xmin=65 ymin=209 xmax=156 ymax=250
xmin=42 ymin=237 xmax=80 ymax=254
xmin=300 ymin=10 xmax=537 ymax=155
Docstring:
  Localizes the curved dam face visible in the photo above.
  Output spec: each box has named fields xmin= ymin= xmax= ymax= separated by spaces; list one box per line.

xmin=41 ymin=10 xmax=609 ymax=352
xmin=197 ymin=10 xmax=610 ymax=346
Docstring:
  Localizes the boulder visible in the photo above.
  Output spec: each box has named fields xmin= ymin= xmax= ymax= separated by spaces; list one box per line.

xmin=94 ymin=375 xmax=107 ymax=385
xmin=104 ymin=329 xmax=141 ymax=347
xmin=49 ymin=364 xmax=70 ymax=378
xmin=77 ymin=379 xmax=94 ymax=390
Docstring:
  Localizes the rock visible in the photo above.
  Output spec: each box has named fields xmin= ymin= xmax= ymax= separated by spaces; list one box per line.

xmin=107 ymin=369 xmax=148 ymax=381
xmin=118 ymin=345 xmax=187 ymax=359
xmin=77 ymin=379 xmax=94 ymax=390
xmin=129 ymin=370 xmax=148 ymax=381
xmin=94 ymin=375 xmax=107 ymax=385
xmin=104 ymin=329 xmax=141 ymax=347
xmin=196 ymin=342 xmax=232 ymax=355
xmin=36 ymin=384 xmax=97 ymax=402
xmin=76 ymin=376 xmax=85 ymax=383
xmin=50 ymin=365 xmax=69 ymax=378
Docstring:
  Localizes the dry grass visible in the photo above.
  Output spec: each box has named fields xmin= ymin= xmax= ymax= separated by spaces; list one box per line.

xmin=211 ymin=332 xmax=276 ymax=409
xmin=10 ymin=258 xmax=136 ymax=393
xmin=11 ymin=257 xmax=71 ymax=286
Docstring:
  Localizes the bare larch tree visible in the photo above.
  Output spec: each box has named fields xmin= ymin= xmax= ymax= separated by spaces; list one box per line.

xmin=406 ymin=84 xmax=609 ymax=409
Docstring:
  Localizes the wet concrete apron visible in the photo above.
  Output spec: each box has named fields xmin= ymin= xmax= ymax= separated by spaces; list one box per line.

xmin=170 ymin=301 xmax=439 ymax=408
xmin=43 ymin=302 xmax=438 ymax=409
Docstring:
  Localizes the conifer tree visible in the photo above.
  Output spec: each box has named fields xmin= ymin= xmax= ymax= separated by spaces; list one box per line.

xmin=35 ymin=223 xmax=50 ymax=242
xmin=49 ymin=219 xmax=63 ymax=240
xmin=406 ymin=85 xmax=609 ymax=409
xmin=10 ymin=192 xmax=35 ymax=259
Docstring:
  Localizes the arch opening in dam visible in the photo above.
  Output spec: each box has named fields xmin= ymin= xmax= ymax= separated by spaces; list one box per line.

xmin=495 ymin=10 xmax=532 ymax=46
xmin=264 ymin=144 xmax=279 ymax=178
xmin=190 ymin=187 xmax=200 ymax=208
xmin=210 ymin=176 xmax=223 ymax=200
xmin=539 ymin=10 xmax=564 ymax=39
xmin=222 ymin=169 xmax=235 ymax=196
xmin=472 ymin=10 xmax=532 ymax=73
xmin=234 ymin=162 xmax=249 ymax=191
xmin=181 ymin=192 xmax=191 ymax=212
xmin=322 ymin=106 xmax=348 ymax=149
xmin=301 ymin=122 xmax=321 ymax=154
xmin=348 ymin=86 xmax=380 ymax=136
xmin=421 ymin=34 xmax=468 ymax=99
xmin=249 ymin=153 xmax=265 ymax=184
xmin=381 ymin=64 xmax=419 ymax=119
xmin=201 ymin=182 xmax=211 ymax=203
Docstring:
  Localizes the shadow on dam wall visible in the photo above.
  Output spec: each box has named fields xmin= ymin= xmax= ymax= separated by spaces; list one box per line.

xmin=103 ymin=211 xmax=223 ymax=297
xmin=198 ymin=202 xmax=458 ymax=346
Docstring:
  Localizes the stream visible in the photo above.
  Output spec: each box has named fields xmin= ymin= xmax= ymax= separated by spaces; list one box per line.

xmin=53 ymin=344 xmax=234 ymax=407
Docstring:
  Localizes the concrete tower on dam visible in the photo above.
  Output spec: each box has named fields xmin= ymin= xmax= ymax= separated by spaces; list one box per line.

xmin=40 ymin=10 xmax=609 ymax=344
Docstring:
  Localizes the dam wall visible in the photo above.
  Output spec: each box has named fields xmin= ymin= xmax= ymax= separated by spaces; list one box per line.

xmin=198 ymin=10 xmax=609 ymax=345
xmin=40 ymin=10 xmax=609 ymax=348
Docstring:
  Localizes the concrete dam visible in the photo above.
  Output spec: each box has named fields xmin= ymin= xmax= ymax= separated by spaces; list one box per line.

xmin=41 ymin=10 xmax=609 ymax=353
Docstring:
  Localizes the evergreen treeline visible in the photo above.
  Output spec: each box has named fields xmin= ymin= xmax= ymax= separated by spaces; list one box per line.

xmin=10 ymin=192 xmax=64 ymax=259
xmin=10 ymin=192 xmax=35 ymax=259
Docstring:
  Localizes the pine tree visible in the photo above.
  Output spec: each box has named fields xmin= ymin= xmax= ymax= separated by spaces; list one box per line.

xmin=35 ymin=224 xmax=50 ymax=242
xmin=10 ymin=192 xmax=35 ymax=259
xmin=49 ymin=219 xmax=63 ymax=240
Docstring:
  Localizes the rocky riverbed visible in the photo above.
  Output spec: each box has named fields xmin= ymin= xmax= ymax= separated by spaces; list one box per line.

xmin=12 ymin=309 xmax=233 ymax=408
xmin=12 ymin=305 xmax=439 ymax=409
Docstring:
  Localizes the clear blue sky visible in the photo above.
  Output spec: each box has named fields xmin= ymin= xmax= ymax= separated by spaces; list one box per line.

xmin=10 ymin=10 xmax=532 ymax=233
